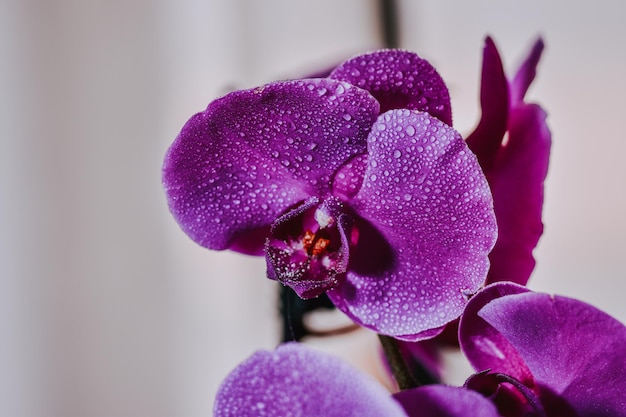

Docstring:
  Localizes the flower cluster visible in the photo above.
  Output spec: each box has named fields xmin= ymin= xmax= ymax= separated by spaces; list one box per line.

xmin=162 ymin=36 xmax=625 ymax=416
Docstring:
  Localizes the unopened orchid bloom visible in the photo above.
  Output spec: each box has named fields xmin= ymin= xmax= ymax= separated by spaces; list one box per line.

xmin=163 ymin=50 xmax=497 ymax=340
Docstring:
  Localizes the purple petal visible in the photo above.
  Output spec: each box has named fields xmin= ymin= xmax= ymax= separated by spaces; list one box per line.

xmin=459 ymin=282 xmax=535 ymax=385
xmin=328 ymin=110 xmax=497 ymax=340
xmin=214 ymin=343 xmax=408 ymax=417
xmin=330 ymin=50 xmax=452 ymax=125
xmin=163 ymin=79 xmax=379 ymax=251
xmin=466 ymin=36 xmax=509 ymax=172
xmin=478 ymin=291 xmax=626 ymax=416
xmin=510 ymin=38 xmax=545 ymax=105
xmin=486 ymin=104 xmax=551 ymax=285
xmin=394 ymin=385 xmax=500 ymax=417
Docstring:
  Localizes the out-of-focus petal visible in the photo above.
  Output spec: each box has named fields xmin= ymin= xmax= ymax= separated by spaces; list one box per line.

xmin=163 ymin=79 xmax=379 ymax=251
xmin=330 ymin=50 xmax=452 ymax=125
xmin=487 ymin=104 xmax=551 ymax=285
xmin=466 ymin=36 xmax=509 ymax=172
xmin=478 ymin=291 xmax=626 ymax=417
xmin=214 ymin=343 xmax=408 ymax=417
xmin=510 ymin=38 xmax=545 ymax=105
xmin=467 ymin=37 xmax=550 ymax=286
xmin=394 ymin=385 xmax=500 ymax=417
xmin=328 ymin=110 xmax=497 ymax=340
xmin=459 ymin=282 xmax=534 ymax=386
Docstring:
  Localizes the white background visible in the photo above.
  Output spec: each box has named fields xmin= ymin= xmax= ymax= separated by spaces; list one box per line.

xmin=2 ymin=1 xmax=625 ymax=416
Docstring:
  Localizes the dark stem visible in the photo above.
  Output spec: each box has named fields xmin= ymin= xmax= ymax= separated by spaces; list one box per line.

xmin=279 ymin=284 xmax=336 ymax=342
xmin=378 ymin=0 xmax=400 ymax=49
xmin=378 ymin=334 xmax=420 ymax=390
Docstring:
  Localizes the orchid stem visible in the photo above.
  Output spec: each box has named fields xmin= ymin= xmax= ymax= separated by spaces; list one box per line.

xmin=378 ymin=334 xmax=420 ymax=390
xmin=379 ymin=0 xmax=400 ymax=48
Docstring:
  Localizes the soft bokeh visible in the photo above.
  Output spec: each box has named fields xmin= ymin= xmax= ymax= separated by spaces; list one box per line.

xmin=1 ymin=1 xmax=624 ymax=416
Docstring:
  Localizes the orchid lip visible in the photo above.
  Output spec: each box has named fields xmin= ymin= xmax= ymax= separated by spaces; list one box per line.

xmin=265 ymin=197 xmax=352 ymax=299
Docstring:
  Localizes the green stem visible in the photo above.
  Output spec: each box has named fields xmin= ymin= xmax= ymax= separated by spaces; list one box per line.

xmin=377 ymin=334 xmax=419 ymax=390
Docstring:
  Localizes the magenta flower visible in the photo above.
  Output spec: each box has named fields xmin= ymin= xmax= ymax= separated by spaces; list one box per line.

xmin=457 ymin=282 xmax=626 ymax=416
xmin=466 ymin=37 xmax=551 ymax=286
xmin=163 ymin=50 xmax=497 ymax=340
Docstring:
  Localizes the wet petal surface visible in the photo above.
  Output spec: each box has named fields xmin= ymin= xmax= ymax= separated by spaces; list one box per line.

xmin=328 ymin=110 xmax=497 ymax=340
xmin=330 ymin=50 xmax=452 ymax=125
xmin=163 ymin=79 xmax=379 ymax=251
xmin=214 ymin=343 xmax=408 ymax=417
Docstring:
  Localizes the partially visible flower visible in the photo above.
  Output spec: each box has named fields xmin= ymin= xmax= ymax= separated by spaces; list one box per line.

xmin=466 ymin=37 xmax=551 ymax=286
xmin=457 ymin=282 xmax=626 ymax=416
xmin=214 ymin=343 xmax=408 ymax=417
xmin=163 ymin=50 xmax=497 ymax=340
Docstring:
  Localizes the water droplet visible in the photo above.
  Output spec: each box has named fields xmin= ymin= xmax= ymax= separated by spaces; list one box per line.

xmin=342 ymin=113 xmax=352 ymax=121
xmin=405 ymin=125 xmax=416 ymax=136
xmin=393 ymin=150 xmax=402 ymax=158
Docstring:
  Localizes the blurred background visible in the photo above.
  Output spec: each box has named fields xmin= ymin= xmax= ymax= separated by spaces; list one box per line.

xmin=2 ymin=0 xmax=625 ymax=416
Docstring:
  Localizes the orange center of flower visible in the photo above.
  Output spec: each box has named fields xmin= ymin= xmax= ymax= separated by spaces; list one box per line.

xmin=301 ymin=230 xmax=331 ymax=257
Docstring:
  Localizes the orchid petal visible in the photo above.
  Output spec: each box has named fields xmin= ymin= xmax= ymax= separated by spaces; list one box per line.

xmin=459 ymin=282 xmax=535 ymax=386
xmin=465 ymin=36 xmax=509 ymax=172
xmin=487 ymin=104 xmax=551 ymax=285
xmin=330 ymin=50 xmax=452 ymax=125
xmin=511 ymin=38 xmax=545 ymax=105
xmin=328 ymin=110 xmax=497 ymax=340
xmin=478 ymin=291 xmax=626 ymax=417
xmin=163 ymin=79 xmax=379 ymax=251
xmin=214 ymin=343 xmax=408 ymax=417
xmin=394 ymin=385 xmax=500 ymax=417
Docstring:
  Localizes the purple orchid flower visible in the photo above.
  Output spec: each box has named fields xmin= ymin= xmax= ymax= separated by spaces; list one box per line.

xmin=457 ymin=282 xmax=626 ymax=416
xmin=163 ymin=50 xmax=497 ymax=340
xmin=466 ymin=37 xmax=551 ymax=286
